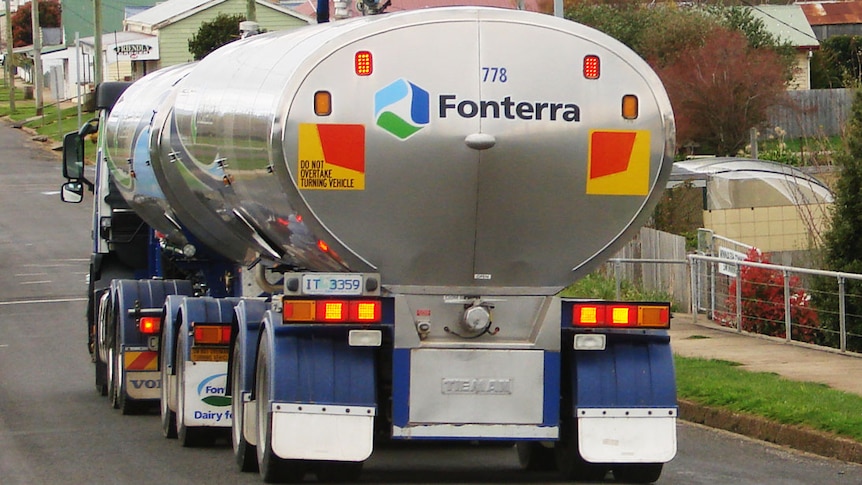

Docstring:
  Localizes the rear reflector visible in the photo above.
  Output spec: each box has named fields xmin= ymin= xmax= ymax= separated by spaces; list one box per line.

xmin=139 ymin=316 xmax=161 ymax=335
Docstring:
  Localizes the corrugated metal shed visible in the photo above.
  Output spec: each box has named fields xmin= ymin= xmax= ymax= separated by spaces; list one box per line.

xmin=798 ymin=0 xmax=862 ymax=26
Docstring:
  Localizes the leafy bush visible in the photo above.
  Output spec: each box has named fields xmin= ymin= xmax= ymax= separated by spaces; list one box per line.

xmin=722 ymin=248 xmax=820 ymax=342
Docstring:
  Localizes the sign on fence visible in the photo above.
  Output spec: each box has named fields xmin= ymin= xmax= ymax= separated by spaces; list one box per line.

xmin=718 ymin=247 xmax=747 ymax=277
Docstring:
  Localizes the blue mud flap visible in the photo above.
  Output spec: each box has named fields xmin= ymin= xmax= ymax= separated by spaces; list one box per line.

xmin=264 ymin=323 xmax=377 ymax=461
xmin=570 ymin=332 xmax=677 ymax=463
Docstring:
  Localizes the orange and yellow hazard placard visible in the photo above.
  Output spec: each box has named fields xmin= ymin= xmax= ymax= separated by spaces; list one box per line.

xmin=586 ymin=130 xmax=651 ymax=196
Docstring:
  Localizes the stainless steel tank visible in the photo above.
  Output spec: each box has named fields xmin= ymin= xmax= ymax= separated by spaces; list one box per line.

xmin=102 ymin=63 xmax=196 ymax=248
xmin=122 ymin=7 xmax=675 ymax=294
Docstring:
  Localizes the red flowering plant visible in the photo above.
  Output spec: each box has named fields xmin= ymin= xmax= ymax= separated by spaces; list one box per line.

xmin=723 ymin=248 xmax=820 ymax=343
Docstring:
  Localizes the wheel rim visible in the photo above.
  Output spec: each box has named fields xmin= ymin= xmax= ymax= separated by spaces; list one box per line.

xmin=255 ymin=335 xmax=269 ymax=466
xmin=176 ymin=333 xmax=185 ymax=436
xmin=231 ymin=342 xmax=244 ymax=454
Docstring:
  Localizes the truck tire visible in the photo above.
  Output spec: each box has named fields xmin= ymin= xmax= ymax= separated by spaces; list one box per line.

xmin=516 ymin=442 xmax=556 ymax=471
xmin=109 ymin=325 xmax=142 ymax=415
xmin=554 ymin=418 xmax=609 ymax=482
xmin=232 ymin=341 xmax=258 ymax=472
xmin=613 ymin=463 xmax=663 ymax=484
xmin=176 ymin=330 xmax=210 ymax=447
xmin=256 ymin=332 xmax=305 ymax=483
xmin=160 ymin=318 xmax=177 ymax=439
xmin=314 ymin=461 xmax=363 ymax=482
xmin=107 ymin=344 xmax=120 ymax=410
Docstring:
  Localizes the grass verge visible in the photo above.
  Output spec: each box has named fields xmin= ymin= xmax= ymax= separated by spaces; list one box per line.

xmin=676 ymin=355 xmax=862 ymax=442
xmin=0 ymin=77 xmax=87 ymax=144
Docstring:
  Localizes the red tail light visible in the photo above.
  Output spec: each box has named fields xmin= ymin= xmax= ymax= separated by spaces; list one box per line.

xmin=572 ymin=302 xmax=669 ymax=329
xmin=193 ymin=324 xmax=231 ymax=345
xmin=139 ymin=316 xmax=161 ymax=334
xmin=583 ymin=55 xmax=600 ymax=79
xmin=283 ymin=298 xmax=382 ymax=324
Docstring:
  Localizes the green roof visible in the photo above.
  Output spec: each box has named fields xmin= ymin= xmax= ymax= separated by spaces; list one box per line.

xmin=61 ymin=0 xmax=160 ymax=46
xmin=749 ymin=5 xmax=819 ymax=49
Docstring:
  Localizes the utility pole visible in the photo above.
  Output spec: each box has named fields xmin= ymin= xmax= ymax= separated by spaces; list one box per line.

xmin=4 ymin=0 xmax=14 ymax=113
xmin=93 ymin=0 xmax=102 ymax=87
xmin=247 ymin=0 xmax=256 ymax=21
xmin=31 ymin=0 xmax=42 ymax=115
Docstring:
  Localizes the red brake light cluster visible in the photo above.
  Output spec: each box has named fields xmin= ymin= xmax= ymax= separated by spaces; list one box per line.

xmin=283 ymin=299 xmax=382 ymax=324
xmin=139 ymin=316 xmax=161 ymax=335
xmin=193 ymin=324 xmax=231 ymax=345
xmin=355 ymin=51 xmax=373 ymax=76
xmin=583 ymin=55 xmax=600 ymax=79
xmin=572 ymin=302 xmax=669 ymax=329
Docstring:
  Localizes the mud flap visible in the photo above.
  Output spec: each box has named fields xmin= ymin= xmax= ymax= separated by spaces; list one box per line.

xmin=267 ymin=326 xmax=377 ymax=461
xmin=569 ymin=332 xmax=677 ymax=463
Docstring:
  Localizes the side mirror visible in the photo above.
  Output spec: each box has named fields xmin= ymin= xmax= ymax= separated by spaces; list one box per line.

xmin=62 ymin=131 xmax=84 ymax=179
xmin=60 ymin=181 xmax=84 ymax=203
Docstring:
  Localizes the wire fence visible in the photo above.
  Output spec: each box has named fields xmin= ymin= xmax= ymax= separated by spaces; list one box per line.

xmin=689 ymin=254 xmax=862 ymax=354
xmin=599 ymin=227 xmax=862 ymax=355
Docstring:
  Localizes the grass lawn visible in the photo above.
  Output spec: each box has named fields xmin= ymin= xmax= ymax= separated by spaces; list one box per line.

xmin=676 ymin=355 xmax=862 ymax=442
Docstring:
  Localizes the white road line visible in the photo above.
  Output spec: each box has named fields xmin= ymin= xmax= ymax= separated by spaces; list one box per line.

xmin=0 ymin=297 xmax=87 ymax=306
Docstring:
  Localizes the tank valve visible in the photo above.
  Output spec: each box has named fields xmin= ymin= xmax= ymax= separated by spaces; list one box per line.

xmin=443 ymin=303 xmax=494 ymax=338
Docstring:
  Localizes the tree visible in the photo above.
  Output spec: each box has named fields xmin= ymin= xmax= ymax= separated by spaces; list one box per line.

xmin=812 ymin=90 xmax=862 ymax=351
xmin=565 ymin=3 xmax=792 ymax=156
xmin=810 ymin=35 xmax=862 ymax=88
xmin=11 ymin=0 xmax=62 ymax=48
xmin=655 ymin=27 xmax=788 ymax=156
xmin=188 ymin=13 xmax=246 ymax=61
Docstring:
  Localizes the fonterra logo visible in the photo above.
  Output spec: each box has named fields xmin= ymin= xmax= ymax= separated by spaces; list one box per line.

xmin=375 ymin=78 xmax=580 ymax=140
xmin=375 ymin=78 xmax=430 ymax=140
xmin=198 ymin=373 xmax=230 ymax=407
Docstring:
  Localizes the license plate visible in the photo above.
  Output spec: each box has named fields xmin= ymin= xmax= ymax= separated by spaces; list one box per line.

xmin=191 ymin=347 xmax=229 ymax=362
xmin=301 ymin=274 xmax=363 ymax=296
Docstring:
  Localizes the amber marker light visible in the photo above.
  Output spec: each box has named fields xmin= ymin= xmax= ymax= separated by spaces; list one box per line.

xmin=314 ymin=91 xmax=332 ymax=116
xmin=622 ymin=94 xmax=639 ymax=120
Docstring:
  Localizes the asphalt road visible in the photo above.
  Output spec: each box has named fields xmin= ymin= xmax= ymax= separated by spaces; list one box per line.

xmin=1 ymin=122 xmax=861 ymax=484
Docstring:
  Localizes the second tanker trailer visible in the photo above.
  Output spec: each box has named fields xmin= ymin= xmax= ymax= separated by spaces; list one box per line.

xmin=60 ymin=6 xmax=677 ymax=483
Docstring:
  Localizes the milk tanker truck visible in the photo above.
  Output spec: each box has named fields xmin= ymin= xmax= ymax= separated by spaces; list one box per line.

xmin=59 ymin=6 xmax=677 ymax=483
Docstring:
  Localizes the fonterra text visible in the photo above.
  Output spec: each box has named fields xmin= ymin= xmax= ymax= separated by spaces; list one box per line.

xmin=438 ymin=95 xmax=580 ymax=122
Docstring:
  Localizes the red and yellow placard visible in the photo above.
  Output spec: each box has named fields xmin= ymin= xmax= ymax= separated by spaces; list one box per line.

xmin=124 ymin=351 xmax=158 ymax=371
xmin=586 ymin=130 xmax=651 ymax=196
xmin=298 ymin=124 xmax=365 ymax=190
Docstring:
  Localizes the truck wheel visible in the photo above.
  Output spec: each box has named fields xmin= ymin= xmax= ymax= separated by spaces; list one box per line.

xmin=107 ymin=345 xmax=120 ymax=410
xmin=613 ymin=463 xmax=663 ymax=483
xmin=256 ymin=332 xmax=305 ymax=483
xmin=176 ymin=331 xmax=209 ymax=447
xmin=516 ymin=442 xmax=556 ymax=471
xmin=314 ymin=461 xmax=363 ymax=482
xmin=232 ymin=341 xmax=258 ymax=472
xmin=95 ymin=360 xmax=108 ymax=396
xmin=160 ymin=322 xmax=177 ymax=439
xmin=554 ymin=418 xmax=609 ymax=481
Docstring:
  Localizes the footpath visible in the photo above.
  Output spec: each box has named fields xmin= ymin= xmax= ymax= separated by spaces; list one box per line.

xmin=670 ymin=313 xmax=862 ymax=463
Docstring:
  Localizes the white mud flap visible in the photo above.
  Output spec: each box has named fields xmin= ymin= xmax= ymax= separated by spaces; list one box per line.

xmin=577 ymin=408 xmax=677 ymax=463
xmin=182 ymin=362 xmax=232 ymax=427
xmin=271 ymin=403 xmax=375 ymax=461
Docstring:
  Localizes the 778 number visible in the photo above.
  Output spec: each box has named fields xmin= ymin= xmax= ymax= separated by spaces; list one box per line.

xmin=482 ymin=67 xmax=508 ymax=83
